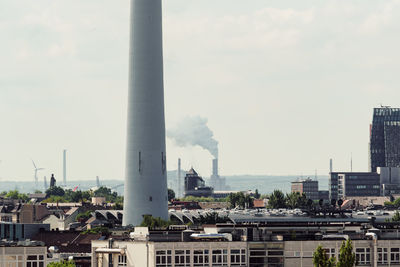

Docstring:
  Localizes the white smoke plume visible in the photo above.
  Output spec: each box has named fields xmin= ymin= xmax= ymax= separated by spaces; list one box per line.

xmin=167 ymin=116 xmax=218 ymax=158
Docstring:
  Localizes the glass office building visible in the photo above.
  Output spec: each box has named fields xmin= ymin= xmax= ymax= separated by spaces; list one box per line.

xmin=369 ymin=107 xmax=400 ymax=172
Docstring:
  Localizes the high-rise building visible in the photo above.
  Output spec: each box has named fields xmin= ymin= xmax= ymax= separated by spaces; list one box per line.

xmin=369 ymin=107 xmax=400 ymax=172
xmin=291 ymin=178 xmax=319 ymax=200
xmin=123 ymin=0 xmax=168 ymax=226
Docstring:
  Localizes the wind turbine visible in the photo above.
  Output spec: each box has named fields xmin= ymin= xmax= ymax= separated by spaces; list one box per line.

xmin=32 ymin=160 xmax=44 ymax=189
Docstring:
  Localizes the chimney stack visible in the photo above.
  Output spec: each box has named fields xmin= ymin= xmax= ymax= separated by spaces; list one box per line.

xmin=178 ymin=158 xmax=181 ymax=198
xmin=63 ymin=149 xmax=67 ymax=186
xmin=212 ymin=158 xmax=218 ymax=177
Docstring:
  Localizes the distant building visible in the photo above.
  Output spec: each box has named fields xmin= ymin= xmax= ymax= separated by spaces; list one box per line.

xmin=0 ymin=222 xmax=50 ymax=241
xmin=184 ymin=168 xmax=213 ymax=197
xmin=378 ymin=167 xmax=400 ymax=196
xmin=291 ymin=178 xmax=319 ymax=200
xmin=369 ymin=107 xmax=400 ymax=172
xmin=329 ymin=172 xmax=380 ymax=200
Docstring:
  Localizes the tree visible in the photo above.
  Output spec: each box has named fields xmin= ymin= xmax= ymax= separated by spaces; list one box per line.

xmin=47 ymin=260 xmax=76 ymax=267
xmin=268 ymin=190 xmax=286 ymax=209
xmin=337 ymin=239 xmax=356 ymax=267
xmin=82 ymin=226 xmax=109 ymax=235
xmin=5 ymin=190 xmax=28 ymax=201
xmin=140 ymin=215 xmax=171 ymax=229
xmin=46 ymin=186 xmax=65 ymax=197
xmin=286 ymin=192 xmax=308 ymax=209
xmin=254 ymin=189 xmax=261 ymax=199
xmin=168 ymin=189 xmax=175 ymax=201
xmin=390 ymin=211 xmax=400 ymax=222
xmin=313 ymin=245 xmax=336 ymax=267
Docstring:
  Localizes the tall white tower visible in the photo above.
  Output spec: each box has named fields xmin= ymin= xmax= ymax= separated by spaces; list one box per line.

xmin=123 ymin=0 xmax=168 ymax=226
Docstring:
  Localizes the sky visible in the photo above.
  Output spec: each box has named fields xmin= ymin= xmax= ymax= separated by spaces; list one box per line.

xmin=1 ymin=0 xmax=400 ymax=181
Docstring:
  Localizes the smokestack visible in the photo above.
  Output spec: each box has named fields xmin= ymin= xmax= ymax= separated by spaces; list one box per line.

xmin=63 ymin=149 xmax=67 ymax=186
xmin=96 ymin=176 xmax=101 ymax=188
xmin=123 ymin=0 xmax=168 ymax=226
xmin=178 ymin=158 xmax=181 ymax=198
xmin=330 ymin=159 xmax=333 ymax=173
xmin=212 ymin=158 xmax=218 ymax=177
xmin=44 ymin=176 xmax=48 ymax=190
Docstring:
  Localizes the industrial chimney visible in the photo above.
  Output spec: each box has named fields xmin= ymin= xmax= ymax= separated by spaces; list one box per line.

xmin=212 ymin=158 xmax=218 ymax=177
xmin=63 ymin=149 xmax=67 ymax=186
xmin=178 ymin=158 xmax=181 ymax=198
xmin=123 ymin=0 xmax=168 ymax=226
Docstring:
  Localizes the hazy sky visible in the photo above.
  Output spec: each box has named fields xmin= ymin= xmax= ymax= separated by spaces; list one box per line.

xmin=1 ymin=0 xmax=400 ymax=182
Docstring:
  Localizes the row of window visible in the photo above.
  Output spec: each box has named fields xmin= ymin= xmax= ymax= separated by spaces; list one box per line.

xmin=320 ymin=247 xmax=400 ymax=265
xmin=156 ymin=249 xmax=246 ymax=267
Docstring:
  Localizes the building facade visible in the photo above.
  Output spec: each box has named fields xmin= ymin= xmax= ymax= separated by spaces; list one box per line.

xmin=291 ymin=178 xmax=319 ymax=200
xmin=369 ymin=107 xmax=400 ymax=172
xmin=0 ymin=243 xmax=49 ymax=267
xmin=329 ymin=172 xmax=380 ymax=200
xmin=92 ymin=232 xmax=400 ymax=267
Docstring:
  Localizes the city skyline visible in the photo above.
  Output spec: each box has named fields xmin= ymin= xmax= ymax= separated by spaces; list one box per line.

xmin=1 ymin=0 xmax=400 ymax=181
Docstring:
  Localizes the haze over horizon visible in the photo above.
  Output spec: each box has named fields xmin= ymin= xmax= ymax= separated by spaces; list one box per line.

xmin=1 ymin=0 xmax=400 ymax=181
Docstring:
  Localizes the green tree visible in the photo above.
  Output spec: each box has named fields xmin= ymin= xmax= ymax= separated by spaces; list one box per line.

xmin=168 ymin=189 xmax=176 ymax=201
xmin=140 ymin=215 xmax=171 ymax=229
xmin=393 ymin=198 xmax=400 ymax=207
xmin=5 ymin=190 xmax=29 ymax=201
xmin=268 ymin=190 xmax=286 ymax=209
xmin=390 ymin=211 xmax=400 ymax=222
xmin=313 ymin=245 xmax=336 ymax=267
xmin=82 ymin=226 xmax=109 ymax=235
xmin=76 ymin=211 xmax=93 ymax=222
xmin=47 ymin=260 xmax=76 ymax=267
xmin=254 ymin=189 xmax=261 ymax=199
xmin=46 ymin=186 xmax=65 ymax=197
xmin=286 ymin=192 xmax=308 ymax=209
xmin=337 ymin=239 xmax=356 ymax=267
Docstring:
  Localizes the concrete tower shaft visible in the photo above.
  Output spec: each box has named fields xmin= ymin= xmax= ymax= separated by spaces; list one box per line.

xmin=123 ymin=0 xmax=168 ymax=226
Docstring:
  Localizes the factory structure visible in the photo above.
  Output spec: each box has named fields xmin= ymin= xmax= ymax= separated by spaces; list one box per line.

xmin=183 ymin=158 xmax=238 ymax=199
xmin=122 ymin=0 xmax=168 ymax=226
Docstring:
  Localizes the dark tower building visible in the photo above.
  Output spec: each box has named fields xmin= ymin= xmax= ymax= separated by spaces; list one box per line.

xmin=369 ymin=107 xmax=400 ymax=172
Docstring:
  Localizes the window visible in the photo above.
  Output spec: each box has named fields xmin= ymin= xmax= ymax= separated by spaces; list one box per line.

xmin=391 ymin=248 xmax=400 ymax=264
xmin=175 ymin=250 xmax=190 ymax=266
xmin=355 ymin=248 xmax=370 ymax=265
xmin=118 ymin=255 xmax=127 ymax=267
xmin=193 ymin=250 xmax=209 ymax=266
xmin=324 ymin=248 xmax=335 ymax=259
xmin=231 ymin=249 xmax=246 ymax=266
xmin=378 ymin=248 xmax=388 ymax=264
xmin=212 ymin=249 xmax=228 ymax=266
xmin=156 ymin=250 xmax=172 ymax=267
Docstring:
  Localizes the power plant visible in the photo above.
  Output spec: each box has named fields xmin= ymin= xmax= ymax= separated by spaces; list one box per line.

xmin=209 ymin=158 xmax=227 ymax=190
xmin=122 ymin=0 xmax=168 ymax=226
